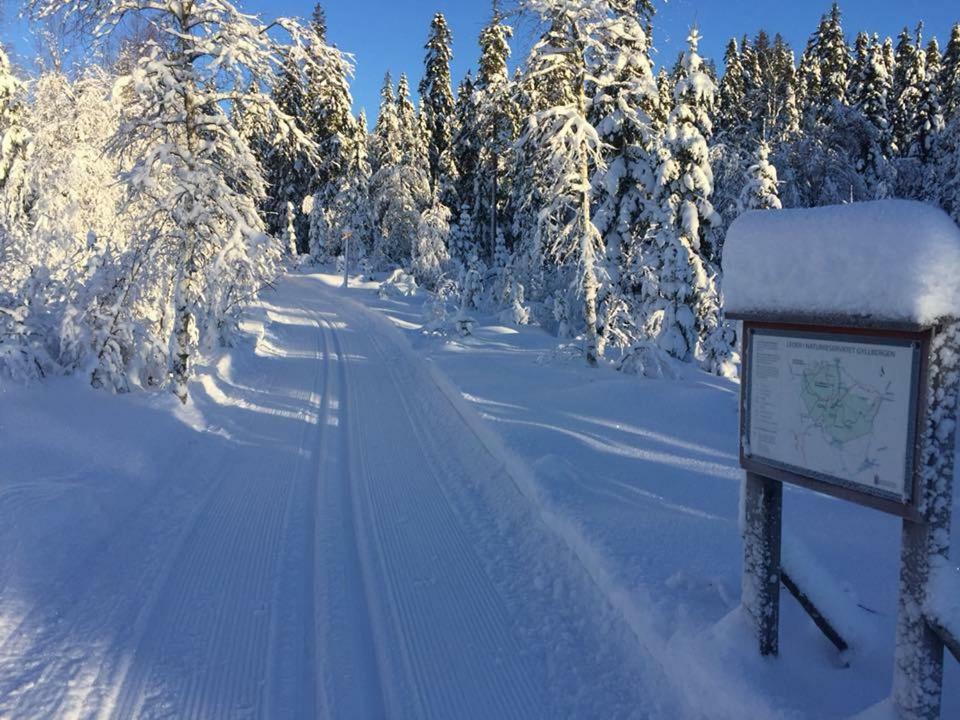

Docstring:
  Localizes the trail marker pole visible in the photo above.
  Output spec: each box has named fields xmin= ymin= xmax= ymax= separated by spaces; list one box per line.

xmin=342 ymin=231 xmax=352 ymax=289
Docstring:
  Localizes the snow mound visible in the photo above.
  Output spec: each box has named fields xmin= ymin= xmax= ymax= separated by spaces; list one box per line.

xmin=723 ymin=200 xmax=960 ymax=325
xmin=378 ymin=268 xmax=419 ymax=299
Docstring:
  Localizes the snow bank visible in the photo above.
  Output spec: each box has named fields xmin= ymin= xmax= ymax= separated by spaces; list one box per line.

xmin=925 ymin=559 xmax=960 ymax=642
xmin=723 ymin=200 xmax=960 ymax=325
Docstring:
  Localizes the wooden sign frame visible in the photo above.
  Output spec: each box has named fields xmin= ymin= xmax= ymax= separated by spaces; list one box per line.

xmin=739 ymin=320 xmax=932 ymax=521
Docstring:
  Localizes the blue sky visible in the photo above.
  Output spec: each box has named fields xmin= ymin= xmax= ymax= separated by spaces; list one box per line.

xmin=1 ymin=0 xmax=957 ymax=119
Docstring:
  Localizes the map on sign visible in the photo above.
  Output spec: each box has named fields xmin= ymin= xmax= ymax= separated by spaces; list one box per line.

xmin=745 ymin=329 xmax=920 ymax=501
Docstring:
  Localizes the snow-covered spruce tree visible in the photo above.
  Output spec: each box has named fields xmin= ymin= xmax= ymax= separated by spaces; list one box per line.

xmin=716 ymin=39 xmax=749 ymax=139
xmin=313 ymin=110 xmax=373 ymax=267
xmin=419 ymin=12 xmax=457 ymax=207
xmin=518 ymin=0 xmax=618 ymax=366
xmin=643 ymin=29 xmax=733 ymax=376
xmin=370 ymin=74 xmax=430 ymax=266
xmin=589 ymin=1 xmax=659 ymax=356
xmin=851 ymin=31 xmax=870 ymax=103
xmin=305 ymin=4 xmax=357 ymax=261
xmin=31 ymin=0 xmax=318 ymax=402
xmin=412 ymin=194 xmax=451 ymax=289
xmin=264 ymin=50 xmax=311 ymax=247
xmin=892 ymin=26 xmax=925 ymax=159
xmin=740 ymin=35 xmax=764 ymax=137
xmin=934 ymin=109 xmax=960 ymax=222
xmin=448 ymin=72 xmax=482 ymax=275
xmin=795 ymin=39 xmax=822 ymax=129
xmin=913 ymin=39 xmax=944 ymax=165
xmin=473 ymin=9 xmax=520 ymax=273
xmin=816 ymin=3 xmax=849 ymax=110
xmin=509 ymin=9 xmax=584 ymax=317
xmin=942 ymin=24 xmax=960 ymax=119
xmin=856 ymin=35 xmax=894 ymax=198
xmin=930 ymin=25 xmax=960 ymax=218
xmin=737 ymin=140 xmax=782 ymax=213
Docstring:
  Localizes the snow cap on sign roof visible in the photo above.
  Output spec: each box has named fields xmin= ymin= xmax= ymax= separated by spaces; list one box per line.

xmin=723 ymin=199 xmax=960 ymax=326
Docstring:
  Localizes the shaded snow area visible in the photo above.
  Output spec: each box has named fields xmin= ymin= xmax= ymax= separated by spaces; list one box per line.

xmin=724 ymin=200 xmax=960 ymax=324
xmin=1 ymin=271 xmax=958 ymax=719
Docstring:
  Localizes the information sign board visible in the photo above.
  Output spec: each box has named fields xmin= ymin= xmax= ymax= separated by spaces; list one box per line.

xmin=741 ymin=324 xmax=926 ymax=514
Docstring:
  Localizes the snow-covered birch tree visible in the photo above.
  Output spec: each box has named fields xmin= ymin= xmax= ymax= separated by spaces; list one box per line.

xmin=29 ymin=0 xmax=319 ymax=402
xmin=518 ymin=0 xmax=612 ymax=366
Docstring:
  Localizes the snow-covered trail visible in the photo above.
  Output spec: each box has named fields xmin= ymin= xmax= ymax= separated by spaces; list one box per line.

xmin=0 ymin=274 xmax=681 ymax=719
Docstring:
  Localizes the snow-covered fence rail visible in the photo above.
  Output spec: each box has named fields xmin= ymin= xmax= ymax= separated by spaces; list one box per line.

xmin=925 ymin=561 xmax=960 ymax=665
xmin=725 ymin=200 xmax=960 ymax=720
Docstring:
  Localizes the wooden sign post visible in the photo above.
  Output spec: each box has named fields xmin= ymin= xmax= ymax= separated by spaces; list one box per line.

xmin=729 ymin=316 xmax=959 ymax=718
xmin=892 ymin=322 xmax=960 ymax=719
xmin=723 ymin=201 xmax=960 ymax=720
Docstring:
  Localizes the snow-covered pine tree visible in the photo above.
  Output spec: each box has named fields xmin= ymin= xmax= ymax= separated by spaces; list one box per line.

xmin=644 ymin=29 xmax=731 ymax=375
xmin=419 ymin=12 xmax=457 ymax=208
xmin=738 ymin=140 xmax=782 ymax=213
xmin=589 ymin=0 xmax=659 ymax=356
xmin=30 ymin=0 xmax=319 ymax=402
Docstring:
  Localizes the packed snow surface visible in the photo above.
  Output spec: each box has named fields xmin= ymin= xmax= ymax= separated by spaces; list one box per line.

xmin=724 ymin=200 xmax=960 ymax=325
xmin=1 ymin=270 xmax=958 ymax=718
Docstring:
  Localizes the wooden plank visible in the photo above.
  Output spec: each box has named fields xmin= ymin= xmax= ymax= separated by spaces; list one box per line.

xmin=780 ymin=569 xmax=848 ymax=656
xmin=927 ymin=617 xmax=960 ymax=665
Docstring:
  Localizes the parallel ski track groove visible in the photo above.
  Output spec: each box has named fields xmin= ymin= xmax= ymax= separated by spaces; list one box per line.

xmin=318 ymin=313 xmax=390 ymax=719
xmin=347 ymin=314 xmax=542 ymax=719
xmin=262 ymin=308 xmax=326 ymax=718
xmin=0 ymin=356 xmax=278 ymax=720
xmin=368 ymin=331 xmax=541 ymax=717
xmin=110 ymin=317 xmax=324 ymax=719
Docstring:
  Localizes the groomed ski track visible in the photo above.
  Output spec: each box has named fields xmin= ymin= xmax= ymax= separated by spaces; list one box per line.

xmin=0 ymin=273 xmax=690 ymax=719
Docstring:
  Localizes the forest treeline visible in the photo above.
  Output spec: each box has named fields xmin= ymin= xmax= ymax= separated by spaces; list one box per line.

xmin=1 ymin=0 xmax=958 ymax=397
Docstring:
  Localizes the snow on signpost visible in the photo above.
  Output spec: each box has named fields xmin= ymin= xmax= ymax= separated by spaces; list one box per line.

xmin=725 ymin=199 xmax=960 ymax=720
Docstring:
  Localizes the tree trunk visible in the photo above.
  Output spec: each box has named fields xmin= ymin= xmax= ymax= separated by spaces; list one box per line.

xmin=575 ymin=44 xmax=599 ymax=367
